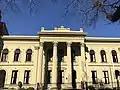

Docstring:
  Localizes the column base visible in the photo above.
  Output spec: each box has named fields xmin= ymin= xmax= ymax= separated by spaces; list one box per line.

xmin=51 ymin=84 xmax=58 ymax=89
xmin=66 ymin=84 xmax=73 ymax=89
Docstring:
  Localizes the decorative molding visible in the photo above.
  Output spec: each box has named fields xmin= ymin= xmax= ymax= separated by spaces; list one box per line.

xmin=34 ymin=46 xmax=39 ymax=50
xmin=67 ymin=42 xmax=72 ymax=47
xmin=53 ymin=41 xmax=58 ymax=47
xmin=40 ymin=42 xmax=44 ymax=47
xmin=81 ymin=43 xmax=85 ymax=47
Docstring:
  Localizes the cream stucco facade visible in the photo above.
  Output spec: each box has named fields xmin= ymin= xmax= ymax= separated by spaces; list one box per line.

xmin=0 ymin=26 xmax=120 ymax=89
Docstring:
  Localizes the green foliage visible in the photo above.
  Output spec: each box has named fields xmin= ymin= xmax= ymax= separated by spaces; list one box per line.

xmin=88 ymin=85 xmax=95 ymax=90
xmin=113 ymin=87 xmax=120 ymax=90
xmin=87 ymin=85 xmax=113 ymax=90
xmin=9 ymin=88 xmax=16 ymax=90
xmin=18 ymin=81 xmax=22 ymax=88
xmin=104 ymin=87 xmax=113 ymax=90
xmin=25 ymin=87 xmax=35 ymax=90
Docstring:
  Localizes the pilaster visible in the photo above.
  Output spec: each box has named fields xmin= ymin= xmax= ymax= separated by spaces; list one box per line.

xmin=37 ymin=42 xmax=44 ymax=84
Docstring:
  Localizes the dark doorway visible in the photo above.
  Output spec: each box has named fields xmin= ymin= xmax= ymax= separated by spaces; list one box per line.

xmin=72 ymin=70 xmax=76 ymax=89
xmin=0 ymin=70 xmax=6 ymax=88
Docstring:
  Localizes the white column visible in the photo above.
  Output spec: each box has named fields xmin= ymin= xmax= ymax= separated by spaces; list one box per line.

xmin=81 ymin=43 xmax=86 ymax=80
xmin=77 ymin=43 xmax=86 ymax=89
xmin=37 ymin=42 xmax=44 ymax=84
xmin=52 ymin=42 xmax=58 ymax=88
xmin=67 ymin=42 xmax=72 ymax=88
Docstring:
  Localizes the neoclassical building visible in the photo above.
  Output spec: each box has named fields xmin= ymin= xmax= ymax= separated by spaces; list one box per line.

xmin=0 ymin=26 xmax=120 ymax=89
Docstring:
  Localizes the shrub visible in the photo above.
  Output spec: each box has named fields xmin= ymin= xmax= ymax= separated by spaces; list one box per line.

xmin=113 ymin=87 xmax=120 ymax=90
xmin=8 ymin=88 xmax=16 ymax=90
xmin=104 ymin=87 xmax=113 ymax=90
xmin=88 ymin=85 xmax=95 ymax=90
xmin=18 ymin=81 xmax=22 ymax=88
xmin=25 ymin=87 xmax=35 ymax=90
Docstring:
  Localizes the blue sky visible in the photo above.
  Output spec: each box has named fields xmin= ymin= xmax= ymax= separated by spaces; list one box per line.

xmin=1 ymin=1 xmax=120 ymax=37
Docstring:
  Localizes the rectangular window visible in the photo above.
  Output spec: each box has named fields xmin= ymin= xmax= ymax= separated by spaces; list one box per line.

xmin=24 ymin=70 xmax=30 ymax=84
xmin=11 ymin=70 xmax=18 ymax=84
xmin=103 ymin=71 xmax=109 ymax=84
xmin=48 ymin=70 xmax=52 ymax=84
xmin=91 ymin=71 xmax=97 ymax=84
xmin=58 ymin=70 xmax=64 ymax=84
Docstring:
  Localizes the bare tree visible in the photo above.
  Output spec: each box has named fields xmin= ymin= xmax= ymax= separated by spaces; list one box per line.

xmin=0 ymin=0 xmax=120 ymax=26
xmin=64 ymin=0 xmax=120 ymax=26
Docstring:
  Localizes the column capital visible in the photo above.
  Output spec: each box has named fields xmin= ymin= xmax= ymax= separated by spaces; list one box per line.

xmin=67 ymin=42 xmax=72 ymax=47
xmin=81 ymin=43 xmax=85 ymax=47
xmin=40 ymin=42 xmax=44 ymax=46
xmin=53 ymin=41 xmax=58 ymax=47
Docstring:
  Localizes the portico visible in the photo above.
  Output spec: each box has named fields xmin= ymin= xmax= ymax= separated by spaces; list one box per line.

xmin=37 ymin=26 xmax=87 ymax=89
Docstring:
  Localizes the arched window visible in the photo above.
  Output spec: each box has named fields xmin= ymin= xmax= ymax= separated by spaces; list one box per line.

xmin=100 ymin=50 xmax=107 ymax=62
xmin=1 ymin=48 xmax=9 ymax=62
xmin=111 ymin=50 xmax=118 ymax=63
xmin=90 ymin=50 xmax=96 ymax=62
xmin=14 ymin=49 xmax=20 ymax=61
xmin=26 ymin=49 xmax=32 ymax=62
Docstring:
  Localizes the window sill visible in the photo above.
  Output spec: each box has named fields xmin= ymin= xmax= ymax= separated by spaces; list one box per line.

xmin=101 ymin=62 xmax=108 ymax=63
xmin=25 ymin=61 xmax=32 ymax=63
xmin=113 ymin=62 xmax=119 ymax=63
xmin=0 ymin=61 xmax=9 ymax=63
xmin=90 ymin=61 xmax=96 ymax=63
xmin=13 ymin=61 xmax=21 ymax=63
xmin=13 ymin=61 xmax=19 ymax=62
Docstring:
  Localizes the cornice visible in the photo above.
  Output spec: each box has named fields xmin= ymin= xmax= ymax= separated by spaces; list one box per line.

xmin=85 ymin=37 xmax=120 ymax=42
xmin=38 ymin=31 xmax=87 ymax=36
xmin=2 ymin=35 xmax=39 ymax=41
